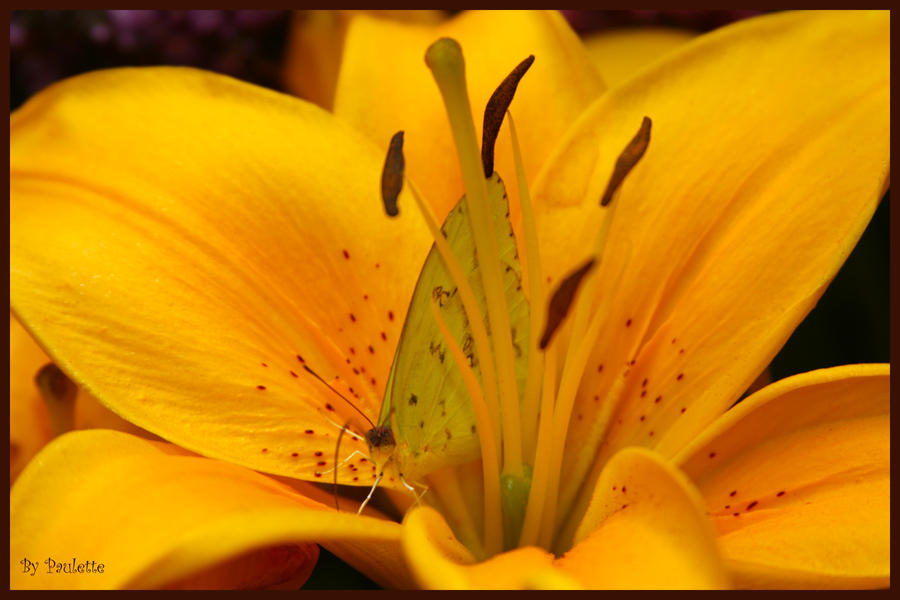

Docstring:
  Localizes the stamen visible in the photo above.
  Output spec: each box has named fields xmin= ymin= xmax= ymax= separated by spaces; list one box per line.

xmin=539 ymin=259 xmax=596 ymax=349
xmin=508 ymin=112 xmax=545 ymax=461
xmin=599 ymin=116 xmax=652 ymax=206
xmin=481 ymin=55 xmax=535 ymax=177
xmin=426 ymin=37 xmax=523 ymax=477
xmin=35 ymin=363 xmax=76 ymax=437
xmin=518 ymin=343 xmax=557 ymax=547
xmin=381 ymin=130 xmax=405 ymax=216
xmin=430 ymin=295 xmax=503 ymax=557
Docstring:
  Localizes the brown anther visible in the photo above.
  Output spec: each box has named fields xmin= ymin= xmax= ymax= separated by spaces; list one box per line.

xmin=481 ymin=55 xmax=535 ymax=177
xmin=539 ymin=258 xmax=596 ymax=349
xmin=600 ymin=116 xmax=652 ymax=206
xmin=381 ymin=131 xmax=405 ymax=216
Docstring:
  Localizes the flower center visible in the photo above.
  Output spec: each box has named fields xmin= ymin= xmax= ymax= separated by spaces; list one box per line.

xmin=380 ymin=37 xmax=651 ymax=558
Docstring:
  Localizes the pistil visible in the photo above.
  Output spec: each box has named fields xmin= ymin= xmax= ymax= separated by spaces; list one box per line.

xmin=426 ymin=38 xmax=524 ymax=477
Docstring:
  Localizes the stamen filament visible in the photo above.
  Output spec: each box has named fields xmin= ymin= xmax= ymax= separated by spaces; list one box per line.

xmin=406 ymin=179 xmax=501 ymax=445
xmin=518 ymin=342 xmax=556 ymax=547
xmin=425 ymin=467 xmax=486 ymax=560
xmin=430 ymin=296 xmax=503 ymax=557
xmin=507 ymin=112 xmax=545 ymax=462
xmin=426 ymin=38 xmax=523 ymax=477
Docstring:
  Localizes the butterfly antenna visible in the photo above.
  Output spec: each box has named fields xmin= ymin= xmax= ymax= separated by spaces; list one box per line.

xmin=358 ymin=472 xmax=384 ymax=515
xmin=302 ymin=364 xmax=375 ymax=429
xmin=334 ymin=420 xmax=352 ymax=512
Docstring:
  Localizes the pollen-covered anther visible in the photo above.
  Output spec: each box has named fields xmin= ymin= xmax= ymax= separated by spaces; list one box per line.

xmin=481 ymin=54 xmax=535 ymax=177
xmin=539 ymin=258 xmax=596 ymax=349
xmin=381 ymin=131 xmax=405 ymax=216
xmin=600 ymin=116 xmax=652 ymax=206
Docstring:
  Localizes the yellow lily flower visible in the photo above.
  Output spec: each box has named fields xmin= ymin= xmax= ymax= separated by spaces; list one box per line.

xmin=10 ymin=9 xmax=888 ymax=590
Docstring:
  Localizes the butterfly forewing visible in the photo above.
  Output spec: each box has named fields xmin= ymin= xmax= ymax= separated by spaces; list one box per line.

xmin=382 ymin=173 xmax=530 ymax=480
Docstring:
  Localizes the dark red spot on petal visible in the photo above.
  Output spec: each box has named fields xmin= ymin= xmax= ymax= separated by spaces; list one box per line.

xmin=655 ymin=395 xmax=661 ymax=403
xmin=350 ymin=313 xmax=357 ymax=322
xmin=622 ymin=486 xmax=627 ymax=493
xmin=317 ymin=461 xmax=327 ymax=466
xmin=730 ymin=490 xmax=737 ymax=497
xmin=681 ymin=407 xmax=686 ymax=414
xmin=388 ymin=310 xmax=395 ymax=321
xmin=315 ymin=472 xmax=322 ymax=478
xmin=677 ymin=373 xmax=684 ymax=381
xmin=261 ymin=362 xmax=268 ymax=367
xmin=375 ymin=263 xmax=380 ymax=269
xmin=642 ymin=378 xmax=648 ymax=387
xmin=625 ymin=318 xmax=632 ymax=327
xmin=597 ymin=364 xmax=604 ymax=373
xmin=353 ymin=477 xmax=359 ymax=481
xmin=342 ymin=249 xmax=350 ymax=259
xmin=649 ymin=430 xmax=654 ymax=437
xmin=640 ymin=390 xmax=647 ymax=398
xmin=261 ymin=448 xmax=268 ymax=453
xmin=363 ymin=294 xmax=369 ymax=301
xmin=746 ymin=501 xmax=758 ymax=510
xmin=370 ymin=377 xmax=377 ymax=386
xmin=353 ymin=368 xmax=360 ymax=375
xmin=257 ymin=385 xmax=267 ymax=390
xmin=593 ymin=395 xmax=600 ymax=402
xmin=291 ymin=452 xmax=299 ymax=458
xmin=325 ymin=403 xmax=334 ymax=411
xmin=724 ymin=505 xmax=730 ymax=509
xmin=359 ymin=457 xmax=367 ymax=463
xmin=305 ymin=430 xmax=314 ymax=435
xmin=368 ymin=345 xmax=375 ymax=354
xmin=776 ymin=490 xmax=786 ymax=497
xmin=297 ymin=355 xmax=305 ymax=363
xmin=612 ymin=486 xmax=617 ymax=490
xmin=314 ymin=451 xmax=323 ymax=457
xmin=671 ymin=338 xmax=677 ymax=344
xmin=733 ymin=513 xmax=740 ymax=517
xmin=639 ymin=415 xmax=645 ymax=422
xmin=290 ymin=370 xmax=298 ymax=377
xmin=350 ymin=347 xmax=356 ymax=355
xmin=709 ymin=451 xmax=716 ymax=459
xmin=380 ymin=331 xmax=388 ymax=341
xmin=679 ymin=348 xmax=685 ymax=354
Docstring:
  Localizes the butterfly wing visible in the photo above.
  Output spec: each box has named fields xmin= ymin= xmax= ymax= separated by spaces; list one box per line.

xmin=382 ymin=173 xmax=530 ymax=480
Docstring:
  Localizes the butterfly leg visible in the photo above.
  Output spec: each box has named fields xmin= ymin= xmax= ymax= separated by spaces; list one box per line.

xmin=399 ymin=473 xmax=429 ymax=505
xmin=357 ymin=471 xmax=384 ymax=515
xmin=317 ymin=410 xmax=366 ymax=441
xmin=319 ymin=449 xmax=367 ymax=475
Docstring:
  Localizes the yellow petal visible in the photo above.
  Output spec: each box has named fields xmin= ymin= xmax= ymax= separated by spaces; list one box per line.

xmin=334 ymin=10 xmax=604 ymax=220
xmin=10 ymin=429 xmax=410 ymax=589
xmin=10 ymin=67 xmax=433 ymax=487
xmin=676 ymin=364 xmax=889 ymax=589
xmin=9 ymin=314 xmax=151 ymax=484
xmin=583 ymin=26 xmax=696 ymax=87
xmin=282 ymin=10 xmax=446 ymax=109
xmin=536 ymin=10 xmax=888 ymax=521
xmin=401 ymin=505 xmax=578 ymax=589
xmin=560 ymin=447 xmax=730 ymax=589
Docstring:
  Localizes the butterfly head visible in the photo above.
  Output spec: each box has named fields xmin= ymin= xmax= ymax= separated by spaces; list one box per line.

xmin=365 ymin=424 xmax=397 ymax=467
